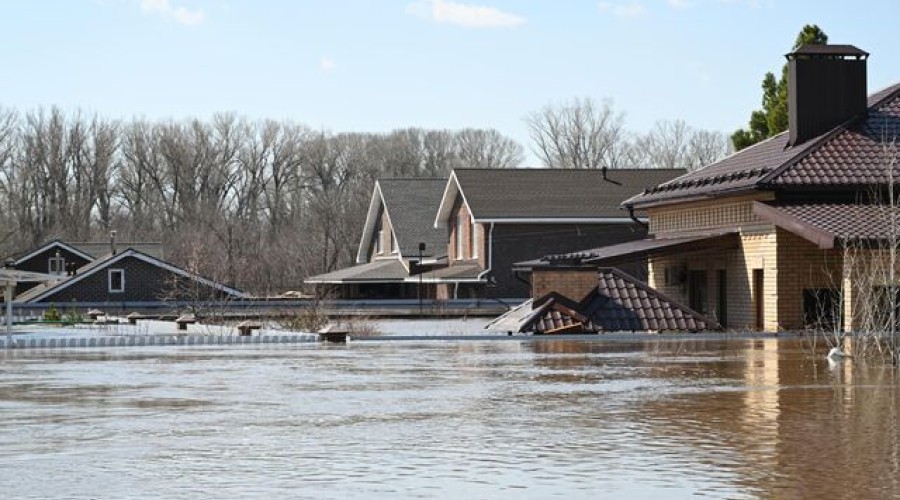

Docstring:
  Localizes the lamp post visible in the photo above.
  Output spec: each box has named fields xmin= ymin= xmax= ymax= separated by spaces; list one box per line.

xmin=418 ymin=242 xmax=426 ymax=316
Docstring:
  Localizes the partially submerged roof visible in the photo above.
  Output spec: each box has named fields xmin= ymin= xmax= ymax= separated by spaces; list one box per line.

xmin=435 ymin=168 xmax=685 ymax=227
xmin=626 ymin=82 xmax=900 ymax=208
xmin=305 ymin=259 xmax=410 ymax=284
xmin=520 ymin=268 xmax=719 ymax=333
xmin=7 ymin=239 xmax=165 ymax=265
xmin=356 ymin=178 xmax=448 ymax=263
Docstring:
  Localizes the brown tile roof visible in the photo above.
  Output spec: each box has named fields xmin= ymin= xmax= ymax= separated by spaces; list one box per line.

xmin=521 ymin=268 xmax=719 ymax=333
xmin=452 ymin=168 xmax=685 ymax=219
xmin=626 ymin=82 xmax=900 ymax=207
xmin=515 ymin=231 xmax=738 ymax=269
xmin=753 ymin=201 xmax=900 ymax=248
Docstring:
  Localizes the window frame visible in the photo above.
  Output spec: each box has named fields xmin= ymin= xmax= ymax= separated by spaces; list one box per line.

xmin=455 ymin=212 xmax=465 ymax=260
xmin=108 ymin=268 xmax=125 ymax=293
xmin=48 ymin=256 xmax=65 ymax=275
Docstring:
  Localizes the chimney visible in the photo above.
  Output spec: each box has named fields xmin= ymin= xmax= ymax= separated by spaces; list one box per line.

xmin=786 ymin=44 xmax=869 ymax=147
xmin=109 ymin=230 xmax=117 ymax=256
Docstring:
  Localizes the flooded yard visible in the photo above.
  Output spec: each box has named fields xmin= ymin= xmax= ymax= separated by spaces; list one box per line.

xmin=1 ymin=337 xmax=899 ymax=499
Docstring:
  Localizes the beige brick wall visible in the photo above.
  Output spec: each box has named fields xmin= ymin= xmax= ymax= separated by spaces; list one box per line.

xmin=531 ymin=268 xmax=598 ymax=302
xmin=774 ymin=228 xmax=843 ymax=330
xmin=648 ymin=193 xmax=774 ymax=236
xmin=648 ymin=226 xmax=779 ymax=331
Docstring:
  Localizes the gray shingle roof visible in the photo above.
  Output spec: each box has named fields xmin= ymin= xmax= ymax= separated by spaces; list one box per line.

xmin=305 ymin=259 xmax=409 ymax=284
xmin=452 ymin=168 xmax=685 ymax=219
xmin=626 ymin=82 xmax=900 ymax=207
xmin=378 ymin=179 xmax=448 ymax=258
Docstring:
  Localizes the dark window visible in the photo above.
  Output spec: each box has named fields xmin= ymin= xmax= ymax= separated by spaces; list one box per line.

xmin=717 ymin=270 xmax=728 ymax=328
xmin=48 ymin=256 xmax=65 ymax=275
xmin=753 ymin=269 xmax=764 ymax=330
xmin=688 ymin=270 xmax=708 ymax=315
xmin=803 ymin=288 xmax=841 ymax=331
xmin=108 ymin=269 xmax=125 ymax=293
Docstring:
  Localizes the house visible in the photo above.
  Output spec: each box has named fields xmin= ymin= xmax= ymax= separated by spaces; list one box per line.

xmin=539 ymin=44 xmax=900 ymax=332
xmin=305 ymin=178 xmax=449 ymax=299
xmin=427 ymin=167 xmax=685 ymax=299
xmin=13 ymin=247 xmax=246 ymax=304
xmin=4 ymin=239 xmax=165 ymax=296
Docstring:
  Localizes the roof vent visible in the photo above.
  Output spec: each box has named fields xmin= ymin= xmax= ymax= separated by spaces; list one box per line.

xmin=786 ymin=44 xmax=869 ymax=147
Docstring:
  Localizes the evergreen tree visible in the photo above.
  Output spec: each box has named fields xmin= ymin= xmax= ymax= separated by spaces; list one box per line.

xmin=731 ymin=24 xmax=829 ymax=151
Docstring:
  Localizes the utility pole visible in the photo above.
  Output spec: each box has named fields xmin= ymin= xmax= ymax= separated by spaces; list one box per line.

xmin=418 ymin=242 xmax=426 ymax=316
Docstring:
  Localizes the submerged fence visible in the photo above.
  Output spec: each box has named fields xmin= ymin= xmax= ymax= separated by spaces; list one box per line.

xmin=0 ymin=333 xmax=319 ymax=350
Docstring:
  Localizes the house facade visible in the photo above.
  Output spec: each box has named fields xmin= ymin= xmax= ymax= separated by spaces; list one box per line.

xmin=15 ymin=248 xmax=246 ymax=304
xmin=561 ymin=44 xmax=900 ymax=332
xmin=305 ymin=178 xmax=449 ymax=299
xmin=428 ymin=168 xmax=685 ymax=299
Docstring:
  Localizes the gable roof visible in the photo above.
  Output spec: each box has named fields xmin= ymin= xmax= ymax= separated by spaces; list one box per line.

xmin=626 ymin=82 xmax=900 ymax=208
xmin=305 ymin=259 xmax=410 ymax=284
xmin=435 ymin=168 xmax=686 ymax=227
xmin=18 ymin=248 xmax=246 ymax=303
xmin=9 ymin=240 xmax=94 ymax=265
xmin=520 ymin=268 xmax=719 ymax=333
xmin=356 ymin=178 xmax=448 ymax=263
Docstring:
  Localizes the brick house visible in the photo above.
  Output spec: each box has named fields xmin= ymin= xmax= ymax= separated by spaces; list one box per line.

xmin=539 ymin=44 xmax=900 ymax=332
xmin=305 ymin=178 xmax=449 ymax=299
xmin=15 ymin=247 xmax=246 ymax=304
xmin=428 ymin=167 xmax=685 ymax=299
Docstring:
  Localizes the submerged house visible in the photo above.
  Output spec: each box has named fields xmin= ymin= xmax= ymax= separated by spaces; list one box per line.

xmin=536 ymin=44 xmax=900 ymax=332
xmin=426 ymin=168 xmax=685 ymax=299
xmin=305 ymin=178 xmax=449 ymax=299
xmin=13 ymin=247 xmax=246 ymax=304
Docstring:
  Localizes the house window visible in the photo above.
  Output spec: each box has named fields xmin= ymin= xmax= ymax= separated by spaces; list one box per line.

xmin=48 ymin=256 xmax=65 ymax=275
xmin=375 ymin=228 xmax=383 ymax=255
xmin=471 ymin=221 xmax=479 ymax=259
xmin=108 ymin=269 xmax=125 ymax=293
xmin=456 ymin=212 xmax=465 ymax=259
xmin=688 ymin=270 xmax=708 ymax=315
xmin=803 ymin=288 xmax=841 ymax=331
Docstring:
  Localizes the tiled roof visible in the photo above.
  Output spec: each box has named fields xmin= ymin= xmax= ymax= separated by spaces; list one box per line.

xmin=378 ymin=179 xmax=448 ymax=258
xmin=521 ymin=268 xmax=718 ymax=333
xmin=515 ymin=231 xmax=737 ymax=269
xmin=305 ymin=259 xmax=409 ymax=284
xmin=753 ymin=201 xmax=900 ymax=247
xmin=626 ymin=82 xmax=900 ymax=207
xmin=452 ymin=168 xmax=685 ymax=219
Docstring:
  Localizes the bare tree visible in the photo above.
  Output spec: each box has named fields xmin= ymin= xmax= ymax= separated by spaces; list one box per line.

xmin=526 ymin=97 xmax=626 ymax=169
xmin=455 ymin=128 xmax=523 ymax=169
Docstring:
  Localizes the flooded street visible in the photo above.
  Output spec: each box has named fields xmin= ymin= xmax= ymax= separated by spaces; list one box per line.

xmin=2 ymin=338 xmax=899 ymax=499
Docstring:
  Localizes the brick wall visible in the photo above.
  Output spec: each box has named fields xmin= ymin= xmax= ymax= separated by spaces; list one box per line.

xmin=648 ymin=193 xmax=774 ymax=236
xmin=531 ymin=268 xmax=599 ymax=301
xmin=775 ymin=228 xmax=843 ymax=330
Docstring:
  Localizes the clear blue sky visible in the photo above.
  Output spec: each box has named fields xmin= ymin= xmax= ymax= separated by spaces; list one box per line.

xmin=1 ymin=0 xmax=897 ymax=166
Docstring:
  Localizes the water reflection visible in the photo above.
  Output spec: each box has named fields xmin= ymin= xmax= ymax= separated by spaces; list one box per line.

xmin=0 ymin=339 xmax=899 ymax=498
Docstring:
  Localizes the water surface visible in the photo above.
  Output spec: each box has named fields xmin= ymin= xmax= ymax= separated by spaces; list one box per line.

xmin=1 ymin=338 xmax=898 ymax=499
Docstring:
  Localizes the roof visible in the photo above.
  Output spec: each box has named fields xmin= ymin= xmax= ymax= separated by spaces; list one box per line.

xmin=304 ymin=259 xmax=410 ymax=284
xmin=6 ymin=240 xmax=165 ymax=265
xmin=435 ymin=168 xmax=685 ymax=226
xmin=516 ymin=231 xmax=738 ymax=269
xmin=8 ymin=240 xmax=94 ymax=265
xmin=520 ymin=268 xmax=719 ymax=333
xmin=17 ymin=248 xmax=246 ymax=303
xmin=0 ymin=269 xmax=57 ymax=286
xmin=789 ymin=44 xmax=868 ymax=58
xmin=356 ymin=178 xmax=448 ymax=263
xmin=626 ymin=82 xmax=900 ymax=208
xmin=412 ymin=263 xmax=484 ymax=283
xmin=753 ymin=201 xmax=900 ymax=249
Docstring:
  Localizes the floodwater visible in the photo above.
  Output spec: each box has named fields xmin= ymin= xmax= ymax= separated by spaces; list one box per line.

xmin=1 ymin=338 xmax=899 ymax=499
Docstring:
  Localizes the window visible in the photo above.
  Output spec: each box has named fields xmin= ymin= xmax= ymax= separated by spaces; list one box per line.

xmin=456 ymin=212 xmax=465 ymax=259
xmin=471 ymin=221 xmax=479 ymax=259
xmin=688 ymin=270 xmax=708 ymax=315
xmin=375 ymin=228 xmax=383 ymax=255
xmin=716 ymin=270 xmax=728 ymax=328
xmin=48 ymin=256 xmax=65 ymax=275
xmin=803 ymin=288 xmax=841 ymax=331
xmin=108 ymin=269 xmax=125 ymax=293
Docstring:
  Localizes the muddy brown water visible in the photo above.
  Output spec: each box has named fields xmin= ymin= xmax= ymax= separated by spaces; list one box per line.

xmin=1 ymin=338 xmax=898 ymax=499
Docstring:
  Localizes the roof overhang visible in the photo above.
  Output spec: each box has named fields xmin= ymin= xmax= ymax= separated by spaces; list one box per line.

xmin=356 ymin=182 xmax=387 ymax=264
xmin=11 ymin=240 xmax=95 ymax=265
xmin=305 ymin=259 xmax=410 ymax=285
xmin=474 ymin=217 xmax=645 ymax=224
xmin=751 ymin=201 xmax=836 ymax=249
xmin=434 ymin=171 xmax=474 ymax=229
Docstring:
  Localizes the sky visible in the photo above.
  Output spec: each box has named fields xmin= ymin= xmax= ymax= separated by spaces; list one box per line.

xmin=1 ymin=0 xmax=899 ymax=166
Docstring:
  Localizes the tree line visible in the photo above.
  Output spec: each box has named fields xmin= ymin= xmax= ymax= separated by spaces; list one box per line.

xmin=0 ymin=102 xmax=728 ymax=294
